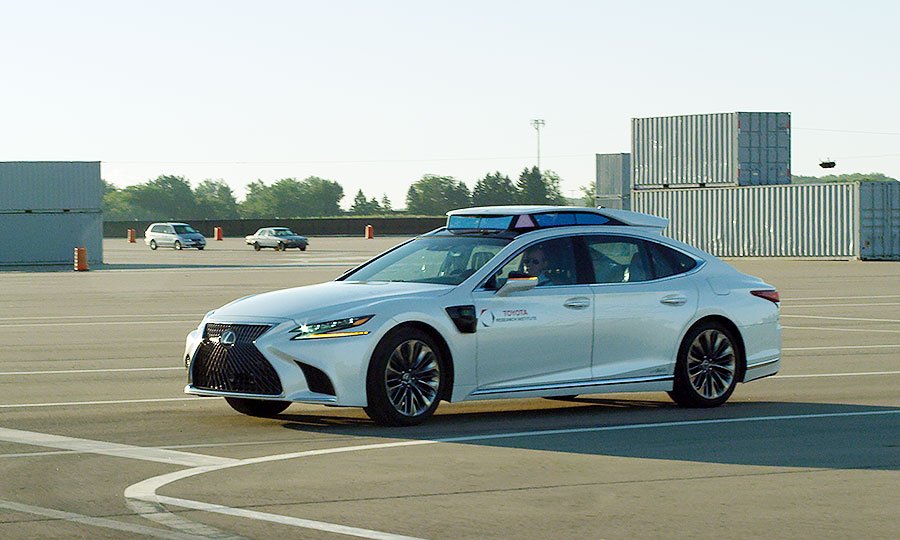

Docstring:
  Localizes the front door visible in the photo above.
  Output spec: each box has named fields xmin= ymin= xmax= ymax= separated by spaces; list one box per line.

xmin=472 ymin=237 xmax=594 ymax=393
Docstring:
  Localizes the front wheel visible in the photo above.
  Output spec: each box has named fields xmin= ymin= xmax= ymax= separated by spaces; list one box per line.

xmin=364 ymin=329 xmax=445 ymax=426
xmin=299 ymin=246 xmax=307 ymax=251
xmin=225 ymin=397 xmax=290 ymax=417
xmin=174 ymin=240 xmax=182 ymax=250
xmin=277 ymin=241 xmax=285 ymax=251
xmin=668 ymin=322 xmax=740 ymax=408
xmin=253 ymin=242 xmax=261 ymax=251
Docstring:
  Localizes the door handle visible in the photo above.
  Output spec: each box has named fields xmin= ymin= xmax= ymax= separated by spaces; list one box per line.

xmin=660 ymin=294 xmax=688 ymax=306
xmin=563 ymin=297 xmax=591 ymax=310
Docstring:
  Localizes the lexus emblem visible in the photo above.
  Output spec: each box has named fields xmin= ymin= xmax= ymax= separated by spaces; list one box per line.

xmin=219 ymin=330 xmax=237 ymax=347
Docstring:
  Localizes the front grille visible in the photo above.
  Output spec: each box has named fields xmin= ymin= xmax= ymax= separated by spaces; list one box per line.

xmin=191 ymin=323 xmax=282 ymax=395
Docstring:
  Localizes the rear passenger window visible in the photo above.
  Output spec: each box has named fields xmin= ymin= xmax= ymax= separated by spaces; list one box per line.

xmin=647 ymin=242 xmax=697 ymax=278
xmin=584 ymin=236 xmax=653 ymax=283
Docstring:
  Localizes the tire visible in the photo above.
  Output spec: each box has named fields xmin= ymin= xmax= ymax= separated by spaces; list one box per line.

xmin=174 ymin=240 xmax=182 ymax=250
xmin=225 ymin=397 xmax=290 ymax=417
xmin=299 ymin=246 xmax=307 ymax=251
xmin=197 ymin=246 xmax=204 ymax=250
xmin=668 ymin=322 xmax=740 ymax=408
xmin=544 ymin=395 xmax=578 ymax=401
xmin=364 ymin=328 xmax=445 ymax=426
xmin=253 ymin=242 xmax=261 ymax=251
xmin=277 ymin=241 xmax=285 ymax=251
xmin=149 ymin=239 xmax=157 ymax=250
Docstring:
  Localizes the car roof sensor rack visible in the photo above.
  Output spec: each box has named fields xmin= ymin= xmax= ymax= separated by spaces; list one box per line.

xmin=445 ymin=206 xmax=668 ymax=234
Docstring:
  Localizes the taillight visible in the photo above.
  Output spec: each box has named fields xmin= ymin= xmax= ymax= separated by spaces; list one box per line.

xmin=751 ymin=290 xmax=780 ymax=304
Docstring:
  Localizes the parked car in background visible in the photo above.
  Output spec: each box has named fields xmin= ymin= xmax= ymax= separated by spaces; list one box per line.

xmin=144 ymin=222 xmax=206 ymax=250
xmin=245 ymin=227 xmax=309 ymax=251
xmin=185 ymin=206 xmax=781 ymax=426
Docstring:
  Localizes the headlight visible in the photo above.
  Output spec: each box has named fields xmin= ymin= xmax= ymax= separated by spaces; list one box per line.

xmin=289 ymin=315 xmax=373 ymax=340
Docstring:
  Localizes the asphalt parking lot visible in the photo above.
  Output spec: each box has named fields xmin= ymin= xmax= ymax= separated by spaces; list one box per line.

xmin=1 ymin=237 xmax=898 ymax=539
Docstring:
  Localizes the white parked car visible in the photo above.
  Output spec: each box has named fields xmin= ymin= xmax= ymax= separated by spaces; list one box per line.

xmin=183 ymin=206 xmax=781 ymax=426
xmin=244 ymin=227 xmax=309 ymax=251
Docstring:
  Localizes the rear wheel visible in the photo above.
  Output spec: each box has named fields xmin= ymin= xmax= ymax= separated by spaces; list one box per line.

xmin=253 ymin=242 xmax=261 ymax=251
xmin=149 ymin=239 xmax=157 ymax=250
xmin=364 ymin=329 xmax=445 ymax=426
xmin=668 ymin=322 xmax=740 ymax=408
xmin=174 ymin=240 xmax=182 ymax=250
xmin=277 ymin=241 xmax=285 ymax=251
xmin=225 ymin=397 xmax=290 ymax=417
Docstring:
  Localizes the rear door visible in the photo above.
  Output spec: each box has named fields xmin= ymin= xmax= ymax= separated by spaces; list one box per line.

xmin=584 ymin=235 xmax=699 ymax=381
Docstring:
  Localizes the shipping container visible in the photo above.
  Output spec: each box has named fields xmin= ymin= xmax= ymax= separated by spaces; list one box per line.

xmin=0 ymin=161 xmax=101 ymax=212
xmin=0 ymin=212 xmax=103 ymax=265
xmin=631 ymin=112 xmax=790 ymax=189
xmin=859 ymin=181 xmax=900 ymax=260
xmin=595 ymin=153 xmax=631 ymax=197
xmin=632 ymin=183 xmax=859 ymax=258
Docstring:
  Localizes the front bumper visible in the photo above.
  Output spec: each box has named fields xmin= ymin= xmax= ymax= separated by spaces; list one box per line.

xmin=184 ymin=319 xmax=378 ymax=407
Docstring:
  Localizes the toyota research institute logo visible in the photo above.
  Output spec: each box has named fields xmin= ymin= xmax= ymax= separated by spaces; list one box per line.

xmin=219 ymin=330 xmax=237 ymax=347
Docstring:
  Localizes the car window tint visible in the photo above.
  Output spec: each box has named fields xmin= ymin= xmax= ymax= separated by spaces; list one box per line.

xmin=585 ymin=236 xmax=652 ymax=283
xmin=647 ymin=242 xmax=698 ymax=278
xmin=490 ymin=237 xmax=577 ymax=289
xmin=151 ymin=225 xmax=163 ymax=233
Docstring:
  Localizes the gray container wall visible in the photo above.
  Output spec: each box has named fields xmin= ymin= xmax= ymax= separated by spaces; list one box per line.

xmin=632 ymin=183 xmax=857 ymax=258
xmin=0 ymin=162 xmax=102 ymax=211
xmin=859 ymin=181 xmax=900 ymax=260
xmin=595 ymin=196 xmax=630 ymax=211
xmin=0 ymin=212 xmax=103 ymax=265
xmin=631 ymin=112 xmax=790 ymax=188
xmin=595 ymin=153 xmax=631 ymax=197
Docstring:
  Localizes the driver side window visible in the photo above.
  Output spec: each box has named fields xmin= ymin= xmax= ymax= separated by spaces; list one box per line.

xmin=490 ymin=237 xmax=577 ymax=288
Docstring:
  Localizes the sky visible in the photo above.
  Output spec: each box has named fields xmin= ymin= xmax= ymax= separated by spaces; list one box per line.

xmin=2 ymin=0 xmax=898 ymax=209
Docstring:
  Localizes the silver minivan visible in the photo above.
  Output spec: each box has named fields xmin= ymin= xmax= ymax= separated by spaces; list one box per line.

xmin=144 ymin=222 xmax=207 ymax=250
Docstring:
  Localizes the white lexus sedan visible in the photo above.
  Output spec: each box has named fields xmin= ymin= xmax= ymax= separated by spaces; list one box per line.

xmin=184 ymin=206 xmax=781 ymax=426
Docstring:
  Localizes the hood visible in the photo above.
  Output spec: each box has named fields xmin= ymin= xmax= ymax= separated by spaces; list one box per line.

xmin=210 ymin=280 xmax=454 ymax=321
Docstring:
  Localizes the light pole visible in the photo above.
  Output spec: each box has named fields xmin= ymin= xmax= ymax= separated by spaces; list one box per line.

xmin=531 ymin=119 xmax=545 ymax=169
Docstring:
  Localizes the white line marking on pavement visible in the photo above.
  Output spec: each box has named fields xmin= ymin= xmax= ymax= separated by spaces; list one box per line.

xmin=774 ymin=371 xmax=900 ymax=379
xmin=124 ymin=409 xmax=900 ymax=540
xmin=0 ymin=499 xmax=200 ymax=540
xmin=0 ymin=314 xmax=199 ymax=322
xmin=0 ymin=320 xmax=197 ymax=328
xmin=0 ymin=367 xmax=182 ymax=376
xmin=0 ymin=397 xmax=197 ymax=409
xmin=782 ymin=314 xmax=900 ymax=323
xmin=0 ymin=428 xmax=236 ymax=467
xmin=782 ymin=325 xmax=900 ymax=334
xmin=786 ymin=302 xmax=900 ymax=308
xmin=784 ymin=344 xmax=900 ymax=351
xmin=783 ymin=294 xmax=900 ymax=301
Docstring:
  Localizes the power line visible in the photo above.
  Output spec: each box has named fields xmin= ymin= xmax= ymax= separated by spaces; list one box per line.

xmin=102 ymin=154 xmax=592 ymax=166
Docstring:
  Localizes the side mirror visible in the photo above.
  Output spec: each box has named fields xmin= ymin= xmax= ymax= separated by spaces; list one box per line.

xmin=496 ymin=272 xmax=538 ymax=297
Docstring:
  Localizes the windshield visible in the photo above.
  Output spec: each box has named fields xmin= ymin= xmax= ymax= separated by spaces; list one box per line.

xmin=173 ymin=225 xmax=198 ymax=234
xmin=344 ymin=236 xmax=509 ymax=285
xmin=273 ymin=229 xmax=296 ymax=237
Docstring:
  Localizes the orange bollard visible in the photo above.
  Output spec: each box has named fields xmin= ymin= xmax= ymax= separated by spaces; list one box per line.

xmin=127 ymin=229 xmax=136 ymax=243
xmin=365 ymin=224 xmax=374 ymax=239
xmin=214 ymin=226 xmax=223 ymax=241
xmin=74 ymin=247 xmax=89 ymax=271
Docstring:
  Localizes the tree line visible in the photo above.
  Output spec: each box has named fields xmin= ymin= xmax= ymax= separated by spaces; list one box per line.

xmin=102 ymin=166 xmax=571 ymax=220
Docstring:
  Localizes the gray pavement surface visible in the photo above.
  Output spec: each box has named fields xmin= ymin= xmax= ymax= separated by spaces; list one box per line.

xmin=0 ymin=237 xmax=897 ymax=539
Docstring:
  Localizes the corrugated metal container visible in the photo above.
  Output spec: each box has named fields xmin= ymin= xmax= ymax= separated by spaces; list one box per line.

xmin=0 ymin=212 xmax=103 ymax=265
xmin=631 ymin=112 xmax=790 ymax=188
xmin=632 ymin=183 xmax=857 ymax=258
xmin=595 ymin=195 xmax=630 ymax=211
xmin=859 ymin=181 xmax=900 ymax=260
xmin=0 ymin=161 xmax=101 ymax=211
xmin=595 ymin=153 xmax=631 ymax=197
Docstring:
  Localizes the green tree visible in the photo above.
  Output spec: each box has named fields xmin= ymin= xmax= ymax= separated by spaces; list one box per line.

xmin=298 ymin=176 xmax=344 ymax=216
xmin=239 ymin=180 xmax=277 ymax=218
xmin=101 ymin=180 xmax=140 ymax=220
xmin=194 ymin=179 xmax=239 ymax=219
xmin=516 ymin=166 xmax=548 ymax=204
xmin=128 ymin=175 xmax=198 ymax=219
xmin=380 ymin=194 xmax=392 ymax=212
xmin=406 ymin=174 xmax=471 ymax=215
xmin=792 ymin=172 xmax=898 ymax=184
xmin=472 ymin=171 xmax=517 ymax=206
xmin=541 ymin=170 xmax=568 ymax=205
xmin=579 ymin=184 xmax=596 ymax=207
xmin=350 ymin=189 xmax=382 ymax=215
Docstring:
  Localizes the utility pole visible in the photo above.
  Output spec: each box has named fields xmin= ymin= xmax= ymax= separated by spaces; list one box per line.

xmin=531 ymin=119 xmax=545 ymax=169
